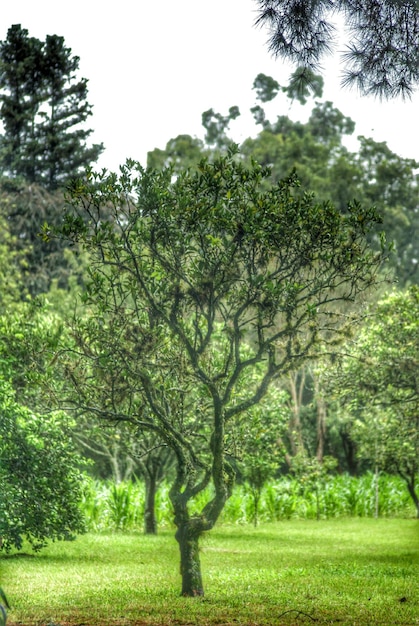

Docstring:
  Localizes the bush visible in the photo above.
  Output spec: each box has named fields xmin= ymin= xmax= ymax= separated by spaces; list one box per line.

xmin=0 ymin=382 xmax=85 ymax=551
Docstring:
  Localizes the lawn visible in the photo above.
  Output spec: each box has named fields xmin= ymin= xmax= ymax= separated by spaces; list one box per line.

xmin=2 ymin=518 xmax=418 ymax=626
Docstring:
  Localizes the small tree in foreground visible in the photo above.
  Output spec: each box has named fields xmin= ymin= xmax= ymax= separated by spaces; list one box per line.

xmin=51 ymin=148 xmax=384 ymax=595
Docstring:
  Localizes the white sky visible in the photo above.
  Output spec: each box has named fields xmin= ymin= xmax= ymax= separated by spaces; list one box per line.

xmin=2 ymin=0 xmax=419 ymax=172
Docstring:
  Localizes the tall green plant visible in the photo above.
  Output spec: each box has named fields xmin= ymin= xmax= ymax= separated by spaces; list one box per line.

xmin=79 ymin=473 xmax=415 ymax=530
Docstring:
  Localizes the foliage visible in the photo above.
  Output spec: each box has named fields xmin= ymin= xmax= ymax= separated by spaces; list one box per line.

xmin=0 ymin=24 xmax=103 ymax=295
xmin=48 ymin=146 xmax=385 ymax=594
xmin=255 ymin=0 xmax=419 ymax=98
xmin=0 ymin=182 xmax=80 ymax=296
xmin=252 ymin=72 xmax=281 ymax=103
xmin=0 ymin=298 xmax=65 ymax=409
xmin=79 ymin=473 xmax=415 ymax=531
xmin=0 ymin=209 xmax=27 ymax=309
xmin=0 ymin=380 xmax=85 ymax=552
xmin=351 ymin=137 xmax=419 ymax=285
xmin=0 ymin=24 xmax=103 ymax=189
xmin=326 ymin=287 xmax=419 ymax=515
xmin=234 ymin=383 xmax=288 ymax=526
xmin=201 ymin=106 xmax=240 ymax=148
xmin=241 ymin=97 xmax=418 ymax=285
xmin=147 ymin=134 xmax=209 ymax=173
xmin=289 ymin=452 xmax=338 ymax=520
xmin=282 ymin=66 xmax=324 ymax=104
xmin=0 ymin=295 xmax=173 ymax=535
xmin=149 ymin=76 xmax=418 ymax=285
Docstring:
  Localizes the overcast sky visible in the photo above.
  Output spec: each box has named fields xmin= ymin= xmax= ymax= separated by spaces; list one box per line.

xmin=2 ymin=0 xmax=419 ymax=172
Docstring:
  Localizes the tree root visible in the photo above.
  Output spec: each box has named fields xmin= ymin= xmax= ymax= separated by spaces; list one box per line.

xmin=277 ymin=608 xmax=317 ymax=621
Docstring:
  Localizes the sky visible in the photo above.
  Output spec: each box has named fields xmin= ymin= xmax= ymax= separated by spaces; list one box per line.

xmin=1 ymin=0 xmax=419 ymax=173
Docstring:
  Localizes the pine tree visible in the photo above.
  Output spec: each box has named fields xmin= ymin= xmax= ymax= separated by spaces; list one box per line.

xmin=0 ymin=24 xmax=103 ymax=189
xmin=255 ymin=0 xmax=419 ymax=99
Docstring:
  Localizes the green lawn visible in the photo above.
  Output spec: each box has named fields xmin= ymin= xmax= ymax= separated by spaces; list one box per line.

xmin=2 ymin=518 xmax=418 ymax=626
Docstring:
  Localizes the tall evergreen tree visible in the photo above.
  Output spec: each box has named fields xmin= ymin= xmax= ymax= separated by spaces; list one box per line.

xmin=0 ymin=24 xmax=103 ymax=189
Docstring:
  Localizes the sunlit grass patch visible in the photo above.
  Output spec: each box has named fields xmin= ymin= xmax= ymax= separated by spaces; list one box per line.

xmin=2 ymin=519 xmax=419 ymax=626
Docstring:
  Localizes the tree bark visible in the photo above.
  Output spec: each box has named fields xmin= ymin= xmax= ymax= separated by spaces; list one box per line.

xmin=144 ymin=475 xmax=158 ymax=535
xmin=287 ymin=370 xmax=306 ymax=456
xmin=401 ymin=473 xmax=419 ymax=519
xmin=175 ymin=521 xmax=204 ymax=596
xmin=314 ymin=374 xmax=327 ymax=463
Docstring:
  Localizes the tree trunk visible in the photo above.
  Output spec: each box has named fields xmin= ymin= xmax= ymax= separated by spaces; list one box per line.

xmin=144 ymin=475 xmax=158 ymax=535
xmin=287 ymin=370 xmax=306 ymax=456
xmin=340 ymin=426 xmax=358 ymax=474
xmin=402 ymin=473 xmax=419 ymax=519
xmin=314 ymin=374 xmax=327 ymax=463
xmin=175 ymin=521 xmax=204 ymax=596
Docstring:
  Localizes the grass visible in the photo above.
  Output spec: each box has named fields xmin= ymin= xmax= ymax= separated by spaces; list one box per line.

xmin=2 ymin=518 xmax=419 ymax=626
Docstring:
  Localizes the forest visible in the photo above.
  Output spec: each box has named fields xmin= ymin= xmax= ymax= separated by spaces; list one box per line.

xmin=0 ymin=13 xmax=418 ymax=626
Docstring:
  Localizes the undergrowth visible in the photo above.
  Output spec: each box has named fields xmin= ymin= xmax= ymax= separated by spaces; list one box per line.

xmin=80 ymin=472 xmax=415 ymax=532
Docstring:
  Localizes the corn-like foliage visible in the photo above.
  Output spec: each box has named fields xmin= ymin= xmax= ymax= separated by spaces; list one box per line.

xmin=80 ymin=473 xmax=414 ymax=531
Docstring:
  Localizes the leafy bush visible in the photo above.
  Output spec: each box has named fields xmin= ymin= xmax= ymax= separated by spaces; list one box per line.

xmin=0 ymin=381 xmax=85 ymax=551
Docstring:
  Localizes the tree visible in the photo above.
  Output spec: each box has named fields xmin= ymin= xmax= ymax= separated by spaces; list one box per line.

xmin=236 ymin=384 xmax=288 ymax=526
xmin=149 ymin=73 xmax=419 ymax=288
xmin=201 ymin=106 xmax=241 ymax=149
xmin=147 ymin=134 xmax=208 ymax=173
xmin=0 ymin=301 xmax=86 ymax=552
xmin=326 ymin=287 xmax=419 ymax=516
xmin=75 ymin=421 xmax=174 ymax=534
xmin=351 ymin=137 xmax=419 ymax=285
xmin=240 ymin=89 xmax=419 ymax=285
xmin=0 ymin=292 xmax=173 ymax=536
xmin=50 ymin=148 xmax=384 ymax=595
xmin=0 ymin=380 xmax=85 ymax=552
xmin=0 ymin=24 xmax=103 ymax=189
xmin=0 ymin=181 xmax=80 ymax=296
xmin=255 ymin=0 xmax=419 ymax=98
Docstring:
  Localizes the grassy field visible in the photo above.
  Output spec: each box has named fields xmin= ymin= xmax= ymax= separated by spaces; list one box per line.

xmin=2 ymin=518 xmax=418 ymax=626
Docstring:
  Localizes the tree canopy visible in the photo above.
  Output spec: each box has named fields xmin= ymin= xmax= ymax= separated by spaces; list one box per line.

xmin=326 ymin=287 xmax=419 ymax=515
xmin=255 ymin=0 xmax=419 ymax=98
xmin=46 ymin=146 xmax=386 ymax=594
xmin=0 ymin=24 xmax=103 ymax=189
xmin=149 ymin=75 xmax=419 ymax=286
